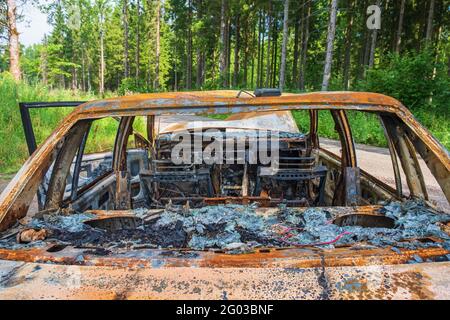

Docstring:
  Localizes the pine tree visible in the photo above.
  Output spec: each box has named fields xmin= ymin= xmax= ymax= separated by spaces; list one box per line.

xmin=279 ymin=0 xmax=289 ymax=91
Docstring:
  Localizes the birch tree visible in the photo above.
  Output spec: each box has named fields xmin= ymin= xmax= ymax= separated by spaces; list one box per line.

xmin=321 ymin=0 xmax=338 ymax=91
xmin=6 ymin=0 xmax=20 ymax=81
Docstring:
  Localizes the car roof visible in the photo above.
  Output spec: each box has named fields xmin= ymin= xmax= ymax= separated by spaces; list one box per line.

xmin=71 ymin=91 xmax=406 ymax=120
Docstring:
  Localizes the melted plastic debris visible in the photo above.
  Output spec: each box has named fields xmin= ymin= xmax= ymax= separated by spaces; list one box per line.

xmin=0 ymin=200 xmax=449 ymax=254
xmin=27 ymin=213 xmax=96 ymax=233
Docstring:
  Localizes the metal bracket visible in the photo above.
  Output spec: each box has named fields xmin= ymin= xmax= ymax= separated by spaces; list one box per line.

xmin=19 ymin=101 xmax=86 ymax=155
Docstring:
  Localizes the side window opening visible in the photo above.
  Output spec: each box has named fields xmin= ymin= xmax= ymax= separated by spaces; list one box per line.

xmin=346 ymin=111 xmax=402 ymax=203
xmin=73 ymin=117 xmax=119 ymax=191
xmin=413 ymin=152 xmax=447 ymax=210
xmin=388 ymin=119 xmax=447 ymax=211
xmin=40 ymin=118 xmax=120 ymax=211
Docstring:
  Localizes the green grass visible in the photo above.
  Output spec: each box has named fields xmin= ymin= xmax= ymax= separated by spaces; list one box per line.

xmin=0 ymin=74 xmax=103 ymax=173
xmin=0 ymin=74 xmax=448 ymax=174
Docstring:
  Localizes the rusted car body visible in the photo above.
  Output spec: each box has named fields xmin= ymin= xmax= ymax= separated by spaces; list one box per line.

xmin=0 ymin=90 xmax=449 ymax=299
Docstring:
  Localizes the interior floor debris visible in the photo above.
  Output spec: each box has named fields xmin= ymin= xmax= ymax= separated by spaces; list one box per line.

xmin=0 ymin=201 xmax=449 ymax=254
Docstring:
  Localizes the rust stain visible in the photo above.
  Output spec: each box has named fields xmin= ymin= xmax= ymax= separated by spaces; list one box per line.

xmin=390 ymin=270 xmax=435 ymax=300
xmin=0 ymin=260 xmax=448 ymax=300
xmin=0 ymin=246 xmax=447 ymax=270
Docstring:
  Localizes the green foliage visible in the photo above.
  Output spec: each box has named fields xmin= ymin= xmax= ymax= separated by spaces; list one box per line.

xmin=292 ymin=110 xmax=340 ymax=140
xmin=118 ymin=77 xmax=137 ymax=95
xmin=355 ymin=50 xmax=449 ymax=111
xmin=0 ymin=72 xmax=100 ymax=173
xmin=84 ymin=117 xmax=118 ymax=154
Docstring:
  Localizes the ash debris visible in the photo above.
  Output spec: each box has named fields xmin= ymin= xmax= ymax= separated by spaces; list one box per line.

xmin=0 ymin=200 xmax=449 ymax=254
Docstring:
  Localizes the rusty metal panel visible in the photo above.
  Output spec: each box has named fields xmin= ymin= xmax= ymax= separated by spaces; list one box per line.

xmin=344 ymin=167 xmax=361 ymax=206
xmin=0 ymin=260 xmax=449 ymax=299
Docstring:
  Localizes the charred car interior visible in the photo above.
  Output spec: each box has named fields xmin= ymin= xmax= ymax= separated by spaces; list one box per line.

xmin=0 ymin=91 xmax=449 ymax=299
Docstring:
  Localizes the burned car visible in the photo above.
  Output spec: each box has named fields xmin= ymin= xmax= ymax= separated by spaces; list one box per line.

xmin=0 ymin=90 xmax=449 ymax=299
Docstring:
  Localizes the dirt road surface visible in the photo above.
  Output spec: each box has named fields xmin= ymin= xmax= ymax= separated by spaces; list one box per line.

xmin=0 ymin=140 xmax=448 ymax=212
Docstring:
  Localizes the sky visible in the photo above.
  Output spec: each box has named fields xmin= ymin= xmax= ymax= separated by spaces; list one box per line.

xmin=17 ymin=1 xmax=53 ymax=47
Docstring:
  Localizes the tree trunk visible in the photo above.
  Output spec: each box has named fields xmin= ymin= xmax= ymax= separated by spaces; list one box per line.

xmin=186 ymin=0 xmax=192 ymax=89
xmin=6 ymin=0 xmax=20 ymax=81
xmin=196 ymin=0 xmax=204 ymax=88
xmin=40 ymin=37 xmax=48 ymax=85
xmin=211 ymin=49 xmax=216 ymax=83
xmin=271 ymin=22 xmax=278 ymax=88
xmin=174 ymin=51 xmax=178 ymax=91
xmin=298 ymin=0 xmax=310 ymax=91
xmin=321 ymin=0 xmax=338 ymax=91
xmin=154 ymin=0 xmax=161 ymax=90
xmin=368 ymin=0 xmax=381 ymax=69
xmin=343 ymin=0 xmax=354 ymax=90
xmin=292 ymin=2 xmax=301 ymax=87
xmin=394 ymin=0 xmax=405 ymax=53
xmin=123 ymin=0 xmax=129 ymax=78
xmin=250 ymin=27 xmax=254 ymax=87
xmin=265 ymin=1 xmax=272 ymax=88
xmin=135 ymin=0 xmax=141 ymax=82
xmin=448 ymin=55 xmax=450 ymax=78
xmin=233 ymin=14 xmax=240 ymax=87
xmin=226 ymin=19 xmax=231 ymax=87
xmin=362 ymin=29 xmax=370 ymax=66
xmin=279 ymin=0 xmax=289 ymax=90
xmin=256 ymin=11 xmax=262 ymax=87
xmin=99 ymin=4 xmax=105 ymax=96
xmin=81 ymin=45 xmax=86 ymax=91
xmin=243 ymin=15 xmax=250 ymax=88
xmin=260 ymin=14 xmax=266 ymax=88
xmin=87 ymin=63 xmax=92 ymax=92
xmin=72 ymin=67 xmax=78 ymax=90
xmin=219 ymin=0 xmax=228 ymax=87
xmin=425 ymin=0 xmax=435 ymax=43
xmin=195 ymin=49 xmax=202 ymax=88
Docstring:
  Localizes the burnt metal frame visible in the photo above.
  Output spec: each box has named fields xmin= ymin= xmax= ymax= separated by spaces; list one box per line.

xmin=19 ymin=102 xmax=87 ymax=210
xmin=2 ymin=91 xmax=444 ymax=233
xmin=19 ymin=101 xmax=86 ymax=156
